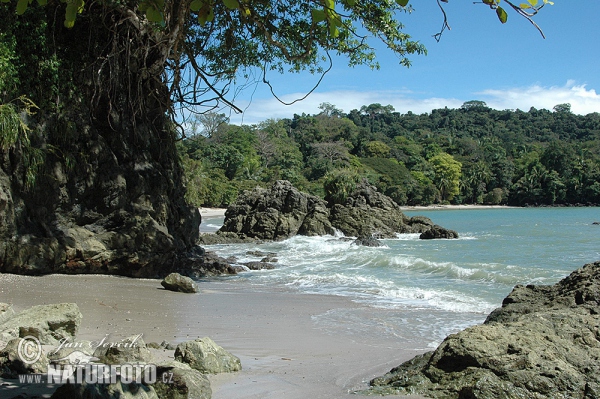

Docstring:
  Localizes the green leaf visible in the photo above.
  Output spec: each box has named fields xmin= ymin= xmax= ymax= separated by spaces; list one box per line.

xmin=496 ymin=6 xmax=508 ymax=23
xmin=198 ymin=7 xmax=214 ymax=26
xmin=190 ymin=0 xmax=203 ymax=12
xmin=519 ymin=3 xmax=531 ymax=9
xmin=332 ymin=14 xmax=343 ymax=27
xmin=344 ymin=0 xmax=355 ymax=6
xmin=329 ymin=24 xmax=339 ymax=38
xmin=146 ymin=7 xmax=163 ymax=22
xmin=65 ymin=3 xmax=77 ymax=21
xmin=311 ymin=9 xmax=326 ymax=23
xmin=16 ymin=0 xmax=29 ymax=15
xmin=222 ymin=0 xmax=238 ymax=10
xmin=396 ymin=0 xmax=409 ymax=6
xmin=528 ymin=0 xmax=538 ymax=6
xmin=36 ymin=0 xmax=47 ymax=5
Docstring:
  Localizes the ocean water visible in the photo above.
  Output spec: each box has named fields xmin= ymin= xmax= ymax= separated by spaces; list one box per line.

xmin=200 ymin=207 xmax=600 ymax=348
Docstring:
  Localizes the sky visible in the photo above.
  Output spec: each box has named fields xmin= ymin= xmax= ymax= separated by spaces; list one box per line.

xmin=217 ymin=1 xmax=600 ymax=125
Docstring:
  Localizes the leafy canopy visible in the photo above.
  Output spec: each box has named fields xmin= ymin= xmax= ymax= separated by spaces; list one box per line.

xmin=6 ymin=0 xmax=553 ymax=117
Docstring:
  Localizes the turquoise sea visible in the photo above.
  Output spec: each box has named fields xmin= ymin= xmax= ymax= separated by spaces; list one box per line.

xmin=201 ymin=207 xmax=600 ymax=349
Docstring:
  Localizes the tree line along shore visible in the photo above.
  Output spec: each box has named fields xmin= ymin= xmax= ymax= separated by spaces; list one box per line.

xmin=180 ymin=101 xmax=600 ymax=210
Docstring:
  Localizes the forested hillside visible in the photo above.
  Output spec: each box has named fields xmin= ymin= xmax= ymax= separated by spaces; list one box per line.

xmin=179 ymin=101 xmax=600 ymax=207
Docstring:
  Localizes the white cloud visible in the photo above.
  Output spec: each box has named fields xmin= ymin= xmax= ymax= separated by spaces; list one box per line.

xmin=227 ymin=81 xmax=600 ymax=125
xmin=228 ymin=90 xmax=463 ymax=125
xmin=477 ymin=82 xmax=600 ymax=114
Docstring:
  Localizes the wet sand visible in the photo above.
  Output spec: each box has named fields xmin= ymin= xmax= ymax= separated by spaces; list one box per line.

xmin=0 ymin=274 xmax=428 ymax=398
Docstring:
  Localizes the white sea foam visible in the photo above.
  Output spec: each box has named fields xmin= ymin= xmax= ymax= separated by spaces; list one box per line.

xmin=204 ymin=207 xmax=600 ymax=347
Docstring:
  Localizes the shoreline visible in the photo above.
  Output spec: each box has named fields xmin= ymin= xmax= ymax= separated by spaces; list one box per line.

xmin=199 ymin=207 xmax=227 ymax=218
xmin=399 ymin=204 xmax=518 ymax=211
xmin=199 ymin=205 xmax=520 ymax=217
xmin=0 ymin=273 xmax=428 ymax=398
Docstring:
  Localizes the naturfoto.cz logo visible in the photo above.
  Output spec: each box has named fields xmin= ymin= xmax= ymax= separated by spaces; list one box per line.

xmin=16 ymin=335 xmax=174 ymax=385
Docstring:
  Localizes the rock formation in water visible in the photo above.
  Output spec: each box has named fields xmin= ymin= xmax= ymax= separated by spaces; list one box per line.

xmin=329 ymin=180 xmax=436 ymax=238
xmin=419 ymin=224 xmax=459 ymax=239
xmin=368 ymin=261 xmax=600 ymax=399
xmin=218 ymin=180 xmax=455 ymax=241
xmin=217 ymin=180 xmax=335 ymax=240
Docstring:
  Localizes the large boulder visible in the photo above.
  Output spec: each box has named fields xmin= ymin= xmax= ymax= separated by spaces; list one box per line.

xmin=0 ymin=303 xmax=81 ymax=346
xmin=218 ymin=180 xmax=334 ymax=240
xmin=174 ymin=337 xmax=241 ymax=374
xmin=93 ymin=335 xmax=154 ymax=365
xmin=419 ymin=224 xmax=459 ymax=239
xmin=161 ymin=273 xmax=198 ymax=294
xmin=329 ymin=181 xmax=424 ymax=238
xmin=154 ymin=361 xmax=212 ymax=399
xmin=368 ymin=261 xmax=600 ymax=398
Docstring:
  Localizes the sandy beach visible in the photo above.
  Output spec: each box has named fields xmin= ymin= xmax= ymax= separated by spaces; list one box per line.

xmin=0 ymin=273 xmax=427 ymax=398
xmin=200 ymin=205 xmax=518 ymax=218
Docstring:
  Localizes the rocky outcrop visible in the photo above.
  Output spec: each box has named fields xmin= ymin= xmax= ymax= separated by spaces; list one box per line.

xmin=174 ymin=337 xmax=241 ymax=374
xmin=354 ymin=236 xmax=384 ymax=247
xmin=212 ymin=180 xmax=456 ymax=242
xmin=161 ymin=273 xmax=199 ymax=294
xmin=0 ymin=11 xmax=235 ymax=279
xmin=368 ymin=261 xmax=600 ymax=398
xmin=218 ymin=180 xmax=335 ymax=240
xmin=242 ymin=261 xmax=276 ymax=270
xmin=0 ymin=303 xmax=81 ymax=346
xmin=329 ymin=181 xmax=441 ymax=238
xmin=419 ymin=224 xmax=459 ymax=239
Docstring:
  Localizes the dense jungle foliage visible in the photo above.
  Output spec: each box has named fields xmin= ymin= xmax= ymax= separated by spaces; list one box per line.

xmin=179 ymin=101 xmax=600 ymax=207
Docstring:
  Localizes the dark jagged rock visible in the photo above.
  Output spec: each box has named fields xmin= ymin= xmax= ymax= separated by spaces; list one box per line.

xmin=173 ymin=248 xmax=237 ymax=279
xmin=353 ymin=236 xmax=383 ymax=247
xmin=329 ymin=181 xmax=425 ymax=238
xmin=197 ymin=232 xmax=263 ymax=245
xmin=246 ymin=250 xmax=277 ymax=257
xmin=419 ymin=224 xmax=459 ymax=239
xmin=368 ymin=261 xmax=600 ymax=399
xmin=242 ymin=262 xmax=276 ymax=270
xmin=161 ymin=273 xmax=198 ymax=294
xmin=218 ymin=180 xmax=334 ymax=240
xmin=405 ymin=215 xmax=435 ymax=233
xmin=0 ymin=130 xmax=206 ymax=278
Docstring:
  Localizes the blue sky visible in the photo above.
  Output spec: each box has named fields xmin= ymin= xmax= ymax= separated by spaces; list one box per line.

xmin=223 ymin=1 xmax=600 ymax=125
